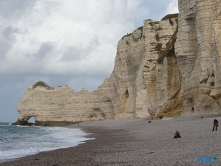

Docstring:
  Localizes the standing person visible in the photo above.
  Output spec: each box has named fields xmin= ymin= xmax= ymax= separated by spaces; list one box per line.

xmin=192 ymin=107 xmax=194 ymax=113
xmin=213 ymin=119 xmax=219 ymax=132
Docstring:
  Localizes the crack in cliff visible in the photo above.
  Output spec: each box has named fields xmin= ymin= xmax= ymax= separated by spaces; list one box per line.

xmin=157 ymin=26 xmax=178 ymax=64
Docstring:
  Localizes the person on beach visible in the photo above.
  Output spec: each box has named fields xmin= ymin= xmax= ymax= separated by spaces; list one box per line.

xmin=192 ymin=107 xmax=194 ymax=112
xmin=212 ymin=119 xmax=219 ymax=131
xmin=174 ymin=131 xmax=181 ymax=138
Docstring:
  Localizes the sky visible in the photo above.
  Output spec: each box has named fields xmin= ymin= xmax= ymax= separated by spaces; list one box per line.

xmin=0 ymin=0 xmax=178 ymax=123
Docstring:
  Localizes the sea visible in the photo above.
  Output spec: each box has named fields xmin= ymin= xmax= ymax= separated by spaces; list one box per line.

xmin=0 ymin=122 xmax=93 ymax=163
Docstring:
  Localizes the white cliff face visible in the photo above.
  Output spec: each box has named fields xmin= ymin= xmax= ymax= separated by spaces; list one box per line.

xmin=176 ymin=0 xmax=221 ymax=116
xmin=16 ymin=14 xmax=180 ymax=125
xmin=99 ymin=14 xmax=181 ymax=120
xmin=17 ymin=82 xmax=114 ymax=125
xmin=16 ymin=0 xmax=221 ymax=126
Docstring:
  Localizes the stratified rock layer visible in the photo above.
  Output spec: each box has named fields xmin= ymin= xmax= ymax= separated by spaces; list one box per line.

xmin=15 ymin=0 xmax=221 ymax=126
xmin=176 ymin=0 xmax=221 ymax=115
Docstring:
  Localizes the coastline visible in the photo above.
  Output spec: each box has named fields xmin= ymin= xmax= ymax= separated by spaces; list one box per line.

xmin=1 ymin=116 xmax=221 ymax=165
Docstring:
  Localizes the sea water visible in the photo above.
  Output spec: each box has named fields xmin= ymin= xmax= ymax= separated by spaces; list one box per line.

xmin=0 ymin=122 xmax=93 ymax=163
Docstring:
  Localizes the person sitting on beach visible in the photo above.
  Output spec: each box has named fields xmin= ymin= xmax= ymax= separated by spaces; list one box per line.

xmin=213 ymin=119 xmax=219 ymax=132
xmin=174 ymin=131 xmax=181 ymax=138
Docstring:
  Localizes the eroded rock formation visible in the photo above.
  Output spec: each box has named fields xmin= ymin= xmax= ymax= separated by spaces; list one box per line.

xmin=15 ymin=0 xmax=221 ymax=125
xmin=176 ymin=0 xmax=221 ymax=115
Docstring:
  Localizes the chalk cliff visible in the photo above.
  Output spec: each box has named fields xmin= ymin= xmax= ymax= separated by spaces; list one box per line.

xmin=14 ymin=0 xmax=221 ymax=125
xmin=176 ymin=0 xmax=221 ymax=115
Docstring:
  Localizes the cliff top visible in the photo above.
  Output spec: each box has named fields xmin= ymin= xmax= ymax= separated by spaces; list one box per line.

xmin=32 ymin=81 xmax=53 ymax=90
xmin=161 ymin=13 xmax=178 ymax=21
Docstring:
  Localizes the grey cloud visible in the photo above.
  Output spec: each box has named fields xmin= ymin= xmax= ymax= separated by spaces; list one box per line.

xmin=61 ymin=46 xmax=89 ymax=62
xmin=0 ymin=39 xmax=54 ymax=74
xmin=33 ymin=42 xmax=54 ymax=59
xmin=3 ymin=27 xmax=19 ymax=39
xmin=67 ymin=76 xmax=105 ymax=92
xmin=0 ymin=41 xmax=10 ymax=59
xmin=19 ymin=43 xmax=54 ymax=75
xmin=0 ymin=27 xmax=19 ymax=59
xmin=22 ymin=43 xmax=54 ymax=63
xmin=61 ymin=36 xmax=99 ymax=62
xmin=0 ymin=0 xmax=37 ymax=18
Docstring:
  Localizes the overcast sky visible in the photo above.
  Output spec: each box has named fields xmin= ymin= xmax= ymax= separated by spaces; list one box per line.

xmin=0 ymin=0 xmax=178 ymax=123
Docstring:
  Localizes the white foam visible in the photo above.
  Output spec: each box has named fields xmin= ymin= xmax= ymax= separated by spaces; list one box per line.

xmin=0 ymin=126 xmax=94 ymax=162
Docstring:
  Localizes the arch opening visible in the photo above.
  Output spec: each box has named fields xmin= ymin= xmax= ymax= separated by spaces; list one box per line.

xmin=28 ymin=117 xmax=36 ymax=125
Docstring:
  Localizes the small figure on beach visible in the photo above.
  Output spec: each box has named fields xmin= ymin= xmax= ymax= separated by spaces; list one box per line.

xmin=174 ymin=131 xmax=181 ymax=138
xmin=192 ymin=107 xmax=194 ymax=113
xmin=212 ymin=119 xmax=219 ymax=132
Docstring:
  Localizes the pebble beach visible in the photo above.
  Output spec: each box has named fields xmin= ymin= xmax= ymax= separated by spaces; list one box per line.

xmin=1 ymin=115 xmax=221 ymax=166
